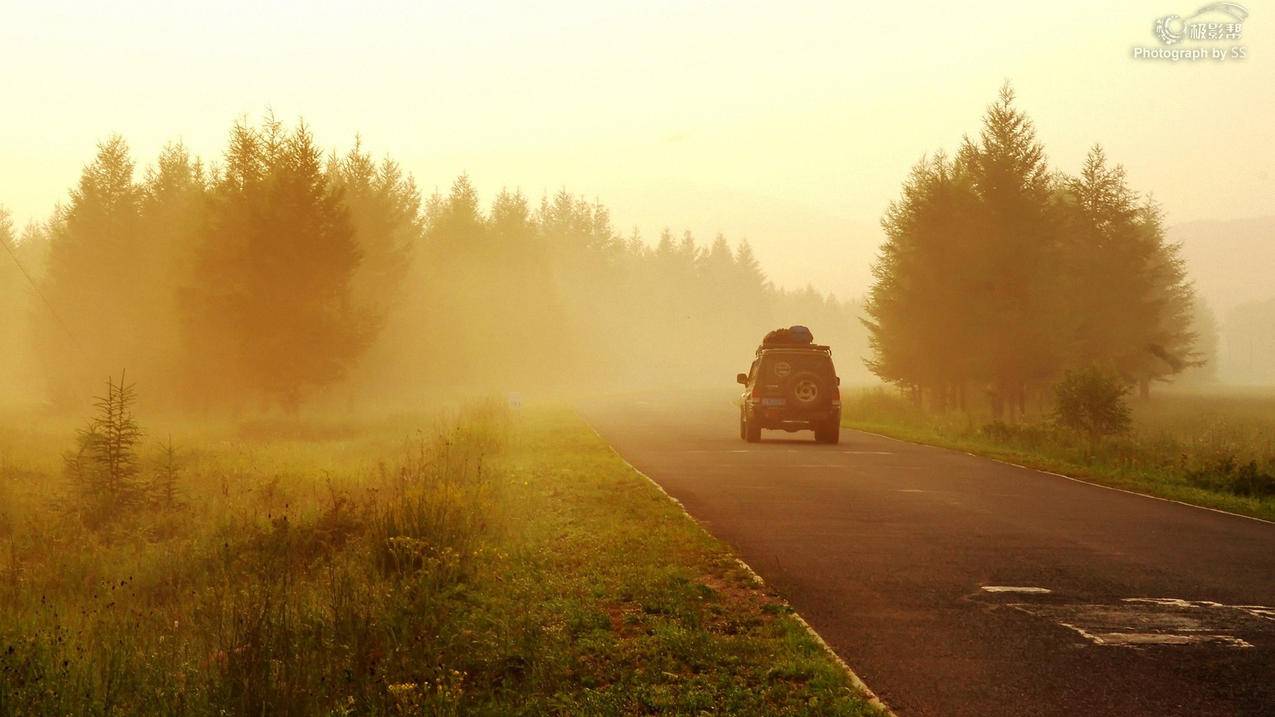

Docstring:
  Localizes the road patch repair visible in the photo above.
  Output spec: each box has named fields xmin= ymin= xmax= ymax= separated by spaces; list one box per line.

xmin=978 ymin=587 xmax=1273 ymax=649
xmin=981 ymin=586 xmax=1053 ymax=594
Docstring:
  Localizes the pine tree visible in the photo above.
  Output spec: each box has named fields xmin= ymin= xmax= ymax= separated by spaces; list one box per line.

xmin=956 ymin=82 xmax=1063 ymax=418
xmin=0 ymin=208 xmax=23 ymax=396
xmin=418 ymin=175 xmax=493 ymax=384
xmin=137 ymin=143 xmax=207 ymax=399
xmin=733 ymin=240 xmax=768 ymax=296
xmin=865 ymin=153 xmax=985 ymax=410
xmin=702 ymin=234 xmax=733 ymax=276
xmin=185 ymin=118 xmax=369 ymax=410
xmin=1059 ymin=146 xmax=1197 ymax=396
xmin=65 ymin=373 xmax=144 ymax=523
xmin=151 ymin=435 xmax=183 ymax=509
xmin=328 ymin=140 xmax=421 ymax=323
xmin=38 ymin=136 xmax=145 ymax=405
xmin=489 ymin=189 xmax=567 ymax=380
xmin=1133 ymin=200 xmax=1197 ymax=395
xmin=866 ymin=85 xmax=1199 ymax=414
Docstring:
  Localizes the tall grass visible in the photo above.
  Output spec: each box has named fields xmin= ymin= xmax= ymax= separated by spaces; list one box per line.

xmin=0 ymin=401 xmax=510 ymax=715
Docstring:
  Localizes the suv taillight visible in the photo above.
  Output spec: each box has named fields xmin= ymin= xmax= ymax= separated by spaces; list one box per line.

xmin=751 ymin=384 xmax=761 ymax=398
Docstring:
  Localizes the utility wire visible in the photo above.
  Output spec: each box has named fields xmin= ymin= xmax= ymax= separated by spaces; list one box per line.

xmin=1 ymin=235 xmax=80 ymax=348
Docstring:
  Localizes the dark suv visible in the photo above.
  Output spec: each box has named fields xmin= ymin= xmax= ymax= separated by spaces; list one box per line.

xmin=737 ymin=343 xmax=841 ymax=443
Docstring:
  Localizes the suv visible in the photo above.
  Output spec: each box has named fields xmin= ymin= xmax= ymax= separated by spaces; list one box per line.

xmin=737 ymin=342 xmax=841 ymax=444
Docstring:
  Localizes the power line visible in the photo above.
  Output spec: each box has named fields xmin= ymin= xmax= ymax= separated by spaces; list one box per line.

xmin=1 ymin=234 xmax=80 ymax=347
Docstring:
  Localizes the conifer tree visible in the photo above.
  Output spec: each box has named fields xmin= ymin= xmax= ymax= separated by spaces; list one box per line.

xmin=956 ymin=83 xmax=1063 ymax=417
xmin=1060 ymin=146 xmax=1197 ymax=396
xmin=137 ymin=143 xmax=207 ymax=398
xmin=866 ymin=84 xmax=1199 ymax=413
xmin=65 ymin=373 xmax=144 ymax=523
xmin=186 ymin=118 xmax=368 ymax=410
xmin=0 ymin=208 xmax=23 ymax=394
xmin=38 ymin=136 xmax=144 ymax=405
xmin=328 ymin=140 xmax=421 ymax=322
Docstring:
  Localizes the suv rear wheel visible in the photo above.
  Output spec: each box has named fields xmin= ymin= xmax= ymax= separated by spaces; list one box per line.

xmin=814 ymin=420 xmax=839 ymax=444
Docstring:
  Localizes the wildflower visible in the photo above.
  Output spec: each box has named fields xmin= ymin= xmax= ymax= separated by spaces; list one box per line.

xmin=387 ymin=682 xmax=418 ymax=696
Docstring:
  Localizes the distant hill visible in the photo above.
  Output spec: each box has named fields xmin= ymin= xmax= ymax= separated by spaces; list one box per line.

xmin=1171 ymin=216 xmax=1275 ymax=317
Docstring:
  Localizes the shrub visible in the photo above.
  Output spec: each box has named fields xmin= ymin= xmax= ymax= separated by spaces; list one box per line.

xmin=1186 ymin=455 xmax=1275 ymax=498
xmin=1053 ymin=366 xmax=1131 ymax=442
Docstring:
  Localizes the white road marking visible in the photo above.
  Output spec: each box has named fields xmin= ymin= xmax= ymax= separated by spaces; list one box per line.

xmin=981 ymin=586 xmax=1052 ymax=594
xmin=896 ymin=489 xmax=926 ymax=493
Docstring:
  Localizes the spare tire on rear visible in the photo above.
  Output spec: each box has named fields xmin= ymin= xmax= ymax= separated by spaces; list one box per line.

xmin=785 ymin=370 xmax=830 ymax=409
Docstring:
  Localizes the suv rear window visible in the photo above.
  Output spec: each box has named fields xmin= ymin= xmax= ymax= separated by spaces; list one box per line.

xmin=758 ymin=352 xmax=833 ymax=382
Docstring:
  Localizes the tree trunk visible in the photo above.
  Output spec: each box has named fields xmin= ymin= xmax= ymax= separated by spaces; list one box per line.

xmin=1003 ymin=380 xmax=1017 ymax=423
xmin=932 ymin=384 xmax=948 ymax=413
xmin=989 ymin=386 xmax=1005 ymax=421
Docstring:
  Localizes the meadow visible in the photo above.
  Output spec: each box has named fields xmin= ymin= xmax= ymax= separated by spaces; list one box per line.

xmin=0 ymin=401 xmax=877 ymax=716
xmin=840 ymin=386 xmax=1275 ymax=522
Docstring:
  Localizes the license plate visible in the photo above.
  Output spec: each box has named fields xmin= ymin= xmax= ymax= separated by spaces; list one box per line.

xmin=761 ymin=398 xmax=786 ymax=407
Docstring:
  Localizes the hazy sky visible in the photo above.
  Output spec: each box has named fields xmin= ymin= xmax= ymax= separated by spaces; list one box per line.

xmin=1 ymin=0 xmax=1270 ymax=297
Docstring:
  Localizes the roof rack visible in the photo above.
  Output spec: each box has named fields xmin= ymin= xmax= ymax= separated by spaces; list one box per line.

xmin=756 ymin=343 xmax=832 ymax=356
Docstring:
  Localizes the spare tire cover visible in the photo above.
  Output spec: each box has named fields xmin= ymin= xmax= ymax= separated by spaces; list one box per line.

xmin=785 ymin=370 xmax=829 ymax=409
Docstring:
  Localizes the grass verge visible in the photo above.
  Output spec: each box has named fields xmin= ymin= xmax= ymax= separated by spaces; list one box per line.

xmin=0 ymin=403 xmax=879 ymax=715
xmin=840 ymin=388 xmax=1275 ymax=523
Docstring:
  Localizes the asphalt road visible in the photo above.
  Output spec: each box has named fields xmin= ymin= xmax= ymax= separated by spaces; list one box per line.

xmin=582 ymin=393 xmax=1275 ymax=717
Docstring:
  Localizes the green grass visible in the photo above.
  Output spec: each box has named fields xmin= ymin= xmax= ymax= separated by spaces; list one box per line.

xmin=0 ymin=402 xmax=879 ymax=715
xmin=840 ymin=386 xmax=1275 ymax=522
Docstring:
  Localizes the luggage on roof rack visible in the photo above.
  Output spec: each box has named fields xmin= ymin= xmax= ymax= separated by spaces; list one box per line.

xmin=755 ymin=343 xmax=831 ymax=357
xmin=756 ymin=325 xmax=829 ymax=357
xmin=761 ymin=325 xmax=814 ymax=346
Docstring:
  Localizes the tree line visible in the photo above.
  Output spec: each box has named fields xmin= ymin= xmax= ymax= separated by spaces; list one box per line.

xmin=0 ymin=115 xmax=867 ymax=411
xmin=864 ymin=84 xmax=1199 ymax=419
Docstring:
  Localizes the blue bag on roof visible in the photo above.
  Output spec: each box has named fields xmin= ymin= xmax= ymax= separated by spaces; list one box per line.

xmin=760 ymin=325 xmax=814 ymax=347
xmin=787 ymin=325 xmax=814 ymax=344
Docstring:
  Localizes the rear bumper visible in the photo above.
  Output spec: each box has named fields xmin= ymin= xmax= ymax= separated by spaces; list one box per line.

xmin=745 ymin=400 xmax=840 ymax=430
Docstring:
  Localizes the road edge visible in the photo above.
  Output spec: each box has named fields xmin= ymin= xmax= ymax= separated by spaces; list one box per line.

xmin=585 ymin=422 xmax=898 ymax=717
